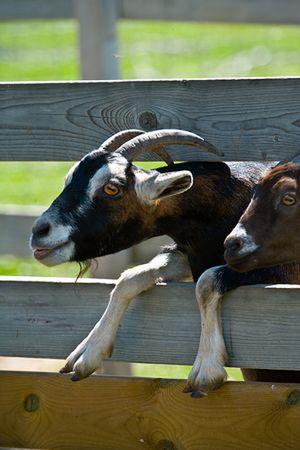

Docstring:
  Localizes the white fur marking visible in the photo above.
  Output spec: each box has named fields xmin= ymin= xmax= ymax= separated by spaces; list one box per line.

xmin=228 ymin=223 xmax=259 ymax=255
xmin=87 ymin=159 xmax=128 ymax=200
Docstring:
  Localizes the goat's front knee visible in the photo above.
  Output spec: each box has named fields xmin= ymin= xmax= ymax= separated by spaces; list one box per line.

xmin=185 ymin=266 xmax=228 ymax=394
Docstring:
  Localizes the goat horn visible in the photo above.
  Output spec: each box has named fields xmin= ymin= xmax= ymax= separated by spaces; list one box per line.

xmin=100 ymin=129 xmax=145 ymax=153
xmin=116 ymin=129 xmax=221 ymax=163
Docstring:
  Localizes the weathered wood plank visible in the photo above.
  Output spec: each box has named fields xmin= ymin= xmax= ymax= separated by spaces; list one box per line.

xmin=121 ymin=0 xmax=300 ymax=24
xmin=0 ymin=277 xmax=300 ymax=369
xmin=1 ymin=79 xmax=300 ymax=161
xmin=1 ymin=0 xmax=300 ymax=24
xmin=0 ymin=371 xmax=300 ymax=450
xmin=0 ymin=0 xmax=73 ymax=20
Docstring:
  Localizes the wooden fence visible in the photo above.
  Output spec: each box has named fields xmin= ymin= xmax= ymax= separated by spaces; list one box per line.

xmin=1 ymin=78 xmax=300 ymax=449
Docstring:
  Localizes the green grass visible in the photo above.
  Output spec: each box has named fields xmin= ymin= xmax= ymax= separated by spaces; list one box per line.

xmin=1 ymin=20 xmax=300 ymax=81
xmin=0 ymin=162 xmax=73 ymax=206
xmin=133 ymin=363 xmax=243 ymax=381
xmin=120 ymin=22 xmax=300 ymax=78
xmin=0 ymin=254 xmax=80 ymax=278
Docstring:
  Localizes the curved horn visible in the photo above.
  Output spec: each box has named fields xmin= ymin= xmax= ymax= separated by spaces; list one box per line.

xmin=99 ymin=129 xmax=145 ymax=153
xmin=116 ymin=129 xmax=221 ymax=163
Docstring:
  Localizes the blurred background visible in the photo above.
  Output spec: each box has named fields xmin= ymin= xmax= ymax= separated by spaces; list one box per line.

xmin=1 ymin=0 xmax=300 ymax=379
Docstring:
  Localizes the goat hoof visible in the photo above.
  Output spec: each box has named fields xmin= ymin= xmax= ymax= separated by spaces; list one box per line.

xmin=191 ymin=390 xmax=207 ymax=398
xmin=71 ymin=373 xmax=82 ymax=382
xmin=59 ymin=364 xmax=72 ymax=374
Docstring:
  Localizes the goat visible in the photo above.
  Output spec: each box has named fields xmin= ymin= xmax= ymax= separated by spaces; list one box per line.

xmin=30 ymin=128 xmax=271 ymax=386
xmin=185 ymin=160 xmax=300 ymax=395
xmin=224 ymin=160 xmax=300 ymax=271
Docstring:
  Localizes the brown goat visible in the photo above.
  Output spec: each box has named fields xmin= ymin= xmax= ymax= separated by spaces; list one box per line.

xmin=185 ymin=160 xmax=300 ymax=395
xmin=224 ymin=161 xmax=300 ymax=271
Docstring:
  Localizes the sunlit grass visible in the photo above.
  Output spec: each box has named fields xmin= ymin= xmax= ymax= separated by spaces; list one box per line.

xmin=0 ymin=20 xmax=300 ymax=81
xmin=133 ymin=363 xmax=243 ymax=381
xmin=0 ymin=162 xmax=72 ymax=205
xmin=0 ymin=254 xmax=80 ymax=278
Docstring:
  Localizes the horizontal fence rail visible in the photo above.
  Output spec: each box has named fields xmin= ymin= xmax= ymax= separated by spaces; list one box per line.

xmin=1 ymin=276 xmax=300 ymax=370
xmin=1 ymin=0 xmax=300 ymax=24
xmin=1 ymin=78 xmax=300 ymax=161
xmin=1 ymin=372 xmax=300 ymax=450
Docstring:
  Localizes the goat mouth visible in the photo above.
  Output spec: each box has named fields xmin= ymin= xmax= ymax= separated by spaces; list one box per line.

xmin=225 ymin=251 xmax=258 ymax=272
xmin=34 ymin=248 xmax=53 ymax=260
xmin=33 ymin=241 xmax=71 ymax=262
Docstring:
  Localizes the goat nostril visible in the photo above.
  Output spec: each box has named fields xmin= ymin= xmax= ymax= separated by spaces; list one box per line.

xmin=226 ymin=238 xmax=241 ymax=253
xmin=34 ymin=222 xmax=51 ymax=238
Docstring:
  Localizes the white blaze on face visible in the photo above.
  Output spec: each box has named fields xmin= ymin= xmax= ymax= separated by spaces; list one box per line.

xmin=87 ymin=158 xmax=128 ymax=201
xmin=228 ymin=223 xmax=259 ymax=255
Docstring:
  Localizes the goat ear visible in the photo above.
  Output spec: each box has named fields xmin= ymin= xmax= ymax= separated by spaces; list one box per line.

xmin=136 ymin=170 xmax=193 ymax=204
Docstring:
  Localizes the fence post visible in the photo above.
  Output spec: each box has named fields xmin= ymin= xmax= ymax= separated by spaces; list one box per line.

xmin=73 ymin=0 xmax=120 ymax=80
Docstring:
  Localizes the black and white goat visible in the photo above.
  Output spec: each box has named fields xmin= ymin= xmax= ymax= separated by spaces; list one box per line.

xmin=30 ymin=129 xmax=279 ymax=390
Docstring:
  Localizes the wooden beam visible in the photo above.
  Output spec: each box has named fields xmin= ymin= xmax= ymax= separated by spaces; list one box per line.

xmin=1 ymin=78 xmax=300 ymax=161
xmin=121 ymin=0 xmax=300 ymax=24
xmin=1 ymin=0 xmax=300 ymax=24
xmin=0 ymin=0 xmax=73 ymax=20
xmin=0 ymin=276 xmax=300 ymax=369
xmin=0 ymin=371 xmax=300 ymax=450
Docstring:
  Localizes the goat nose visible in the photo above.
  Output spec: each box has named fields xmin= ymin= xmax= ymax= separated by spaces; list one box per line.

xmin=224 ymin=236 xmax=242 ymax=255
xmin=32 ymin=217 xmax=51 ymax=238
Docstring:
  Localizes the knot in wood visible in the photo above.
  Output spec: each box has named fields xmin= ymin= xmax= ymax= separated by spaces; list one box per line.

xmin=139 ymin=111 xmax=157 ymax=131
xmin=24 ymin=393 xmax=40 ymax=412
xmin=287 ymin=389 xmax=300 ymax=406
xmin=157 ymin=439 xmax=176 ymax=450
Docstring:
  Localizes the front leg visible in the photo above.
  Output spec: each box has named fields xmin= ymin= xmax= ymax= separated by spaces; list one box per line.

xmin=185 ymin=263 xmax=291 ymax=394
xmin=61 ymin=247 xmax=191 ymax=380
xmin=185 ymin=266 xmax=228 ymax=395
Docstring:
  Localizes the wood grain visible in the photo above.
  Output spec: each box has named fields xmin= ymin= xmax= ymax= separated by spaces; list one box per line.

xmin=1 ymin=79 xmax=300 ymax=161
xmin=1 ymin=0 xmax=300 ymax=24
xmin=121 ymin=0 xmax=300 ymax=24
xmin=0 ymin=0 xmax=73 ymax=20
xmin=0 ymin=371 xmax=300 ymax=450
xmin=1 ymin=277 xmax=300 ymax=370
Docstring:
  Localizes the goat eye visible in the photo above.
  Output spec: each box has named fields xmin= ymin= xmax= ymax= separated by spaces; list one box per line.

xmin=281 ymin=194 xmax=296 ymax=206
xmin=103 ymin=183 xmax=121 ymax=197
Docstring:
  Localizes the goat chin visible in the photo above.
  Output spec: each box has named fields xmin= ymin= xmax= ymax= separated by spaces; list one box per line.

xmin=33 ymin=241 xmax=75 ymax=267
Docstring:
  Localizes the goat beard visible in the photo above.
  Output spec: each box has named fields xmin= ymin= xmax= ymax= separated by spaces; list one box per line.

xmin=75 ymin=259 xmax=92 ymax=282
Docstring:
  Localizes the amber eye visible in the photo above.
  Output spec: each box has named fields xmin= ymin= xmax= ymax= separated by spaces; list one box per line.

xmin=103 ymin=183 xmax=121 ymax=197
xmin=281 ymin=194 xmax=296 ymax=206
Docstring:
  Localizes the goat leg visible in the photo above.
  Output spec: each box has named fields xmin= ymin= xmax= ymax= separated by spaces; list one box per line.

xmin=60 ymin=246 xmax=192 ymax=380
xmin=185 ymin=263 xmax=300 ymax=395
xmin=185 ymin=266 xmax=228 ymax=395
